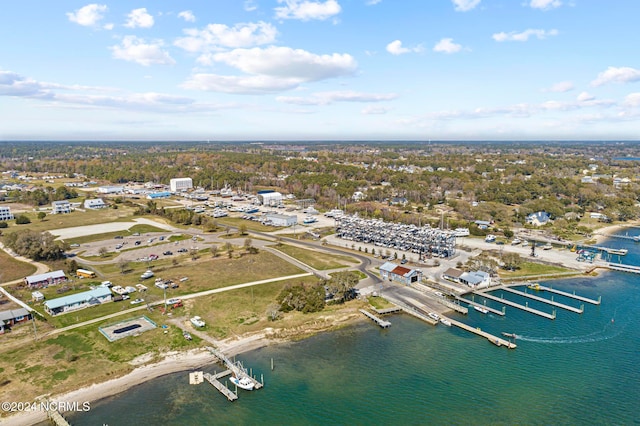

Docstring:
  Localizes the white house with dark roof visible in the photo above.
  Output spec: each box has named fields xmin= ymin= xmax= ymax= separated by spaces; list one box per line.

xmin=379 ymin=261 xmax=422 ymax=285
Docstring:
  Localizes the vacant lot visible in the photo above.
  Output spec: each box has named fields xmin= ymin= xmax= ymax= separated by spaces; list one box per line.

xmin=271 ymin=244 xmax=356 ymax=270
xmin=0 ymin=250 xmax=37 ymax=283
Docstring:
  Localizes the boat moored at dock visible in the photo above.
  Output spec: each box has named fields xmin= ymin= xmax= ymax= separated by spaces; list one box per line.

xmin=230 ymin=375 xmax=255 ymax=391
xmin=473 ymin=305 xmax=489 ymax=314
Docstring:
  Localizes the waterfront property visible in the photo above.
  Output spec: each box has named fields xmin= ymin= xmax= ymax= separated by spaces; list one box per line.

xmin=24 ymin=270 xmax=68 ymax=289
xmin=0 ymin=308 xmax=32 ymax=333
xmin=44 ymin=287 xmax=112 ymax=316
xmin=379 ymin=261 xmax=422 ymax=285
xmin=459 ymin=270 xmax=491 ymax=289
xmin=98 ymin=316 xmax=157 ymax=342
xmin=442 ymin=267 xmax=464 ymax=283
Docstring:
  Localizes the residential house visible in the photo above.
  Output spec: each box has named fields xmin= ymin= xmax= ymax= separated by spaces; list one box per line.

xmin=24 ymin=270 xmax=67 ymax=289
xmin=44 ymin=287 xmax=112 ymax=316
xmin=380 ymin=261 xmax=422 ymax=285
xmin=84 ymin=198 xmax=106 ymax=209
xmin=442 ymin=268 xmax=464 ymax=283
xmin=0 ymin=308 xmax=32 ymax=333
xmin=526 ymin=211 xmax=551 ymax=227
xmin=52 ymin=200 xmax=71 ymax=214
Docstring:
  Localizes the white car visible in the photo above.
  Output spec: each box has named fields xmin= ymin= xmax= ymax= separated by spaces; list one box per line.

xmin=166 ymin=298 xmax=181 ymax=305
xmin=190 ymin=316 xmax=206 ymax=327
xmin=130 ymin=298 xmax=144 ymax=305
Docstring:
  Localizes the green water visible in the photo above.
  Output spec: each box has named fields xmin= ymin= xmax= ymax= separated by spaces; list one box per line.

xmin=68 ymin=240 xmax=640 ymax=425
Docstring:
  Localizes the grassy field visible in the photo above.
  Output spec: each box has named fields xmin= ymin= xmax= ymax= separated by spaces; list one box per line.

xmin=0 ymin=250 xmax=37 ymax=283
xmin=270 ymin=244 xmax=356 ymax=270
xmin=499 ymin=261 xmax=575 ymax=279
xmin=65 ymin=223 xmax=171 ymax=245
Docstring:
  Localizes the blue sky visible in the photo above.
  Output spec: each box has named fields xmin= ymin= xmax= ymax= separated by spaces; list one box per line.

xmin=1 ymin=0 xmax=640 ymax=141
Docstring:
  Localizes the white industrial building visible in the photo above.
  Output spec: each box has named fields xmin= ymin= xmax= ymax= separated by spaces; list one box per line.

xmin=84 ymin=198 xmax=106 ymax=209
xmin=0 ymin=206 xmax=14 ymax=221
xmin=170 ymin=177 xmax=193 ymax=192
xmin=257 ymin=190 xmax=283 ymax=206
xmin=96 ymin=186 xmax=125 ymax=194
xmin=264 ymin=213 xmax=297 ymax=227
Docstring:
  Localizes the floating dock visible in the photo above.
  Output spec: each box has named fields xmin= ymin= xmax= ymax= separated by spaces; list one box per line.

xmin=604 ymin=262 xmax=640 ymax=275
xmin=446 ymin=316 xmax=516 ymax=349
xmin=474 ymin=291 xmax=556 ymax=320
xmin=456 ymin=296 xmax=505 ymax=316
xmin=372 ymin=306 xmax=402 ymax=315
xmin=205 ymin=346 xmax=263 ymax=390
xmin=500 ymin=287 xmax=584 ymax=314
xmin=534 ymin=285 xmax=601 ymax=305
xmin=359 ymin=309 xmax=391 ymax=328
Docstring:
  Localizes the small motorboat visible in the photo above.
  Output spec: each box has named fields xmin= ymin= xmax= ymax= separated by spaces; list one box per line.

xmin=230 ymin=375 xmax=255 ymax=391
xmin=501 ymin=332 xmax=517 ymax=339
xmin=473 ymin=305 xmax=489 ymax=314
xmin=428 ymin=312 xmax=440 ymax=321
xmin=440 ymin=318 xmax=452 ymax=327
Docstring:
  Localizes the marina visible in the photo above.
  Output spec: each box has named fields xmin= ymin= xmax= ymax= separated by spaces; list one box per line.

xmin=445 ymin=316 xmax=516 ymax=349
xmin=456 ymin=296 xmax=505 ymax=316
xmin=532 ymin=284 xmax=601 ymax=305
xmin=500 ymin=286 xmax=584 ymax=314
xmin=473 ymin=291 xmax=556 ymax=320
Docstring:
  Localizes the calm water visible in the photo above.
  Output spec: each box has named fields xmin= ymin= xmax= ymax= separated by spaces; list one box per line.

xmin=67 ymin=234 xmax=640 ymax=426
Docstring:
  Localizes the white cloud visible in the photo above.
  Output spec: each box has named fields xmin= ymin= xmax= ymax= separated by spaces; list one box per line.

xmin=529 ymin=0 xmax=562 ymax=10
xmin=544 ymin=81 xmax=574 ymax=92
xmin=182 ymin=46 xmax=357 ymax=94
xmin=274 ymin=0 xmax=341 ymax=21
xmin=492 ymin=29 xmax=558 ymax=42
xmin=276 ymin=90 xmax=397 ymax=105
xmin=125 ymin=8 xmax=154 ymax=29
xmin=362 ymin=105 xmax=389 ymax=114
xmin=386 ymin=40 xmax=423 ymax=55
xmin=577 ymin=91 xmax=594 ymax=102
xmin=452 ymin=0 xmax=481 ymax=12
xmin=244 ymin=1 xmax=258 ymax=12
xmin=66 ymin=4 xmax=108 ymax=27
xmin=178 ymin=10 xmax=196 ymax=22
xmin=110 ymin=36 xmax=175 ymax=66
xmin=433 ymin=38 xmax=462 ymax=54
xmin=366 ymin=0 xmax=382 ymax=5
xmin=624 ymin=93 xmax=640 ymax=107
xmin=175 ymin=22 xmax=277 ymax=53
xmin=591 ymin=66 xmax=640 ymax=87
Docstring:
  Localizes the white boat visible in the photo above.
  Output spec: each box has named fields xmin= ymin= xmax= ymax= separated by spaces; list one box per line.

xmin=190 ymin=316 xmax=205 ymax=327
xmin=230 ymin=375 xmax=255 ymax=390
xmin=428 ymin=312 xmax=440 ymax=321
xmin=485 ymin=234 xmax=496 ymax=243
xmin=473 ymin=305 xmax=489 ymax=314
xmin=440 ymin=318 xmax=452 ymax=326
xmin=303 ymin=216 xmax=317 ymax=224
xmin=606 ymin=248 xmax=628 ymax=256
xmin=511 ymin=238 xmax=522 ymax=245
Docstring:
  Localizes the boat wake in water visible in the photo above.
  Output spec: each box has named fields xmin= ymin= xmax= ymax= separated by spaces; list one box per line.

xmin=516 ymin=321 xmax=624 ymax=344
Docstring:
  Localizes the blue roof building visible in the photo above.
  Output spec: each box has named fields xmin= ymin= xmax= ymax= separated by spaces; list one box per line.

xmin=147 ymin=191 xmax=172 ymax=199
xmin=44 ymin=288 xmax=112 ymax=316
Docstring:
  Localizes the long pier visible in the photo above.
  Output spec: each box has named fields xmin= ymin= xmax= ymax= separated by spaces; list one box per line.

xmin=203 ymin=372 xmax=238 ymax=401
xmin=473 ymin=291 xmax=556 ymax=320
xmin=456 ymin=296 xmax=505 ymax=316
xmin=446 ymin=316 xmax=516 ymax=349
xmin=603 ymin=233 xmax=639 ymax=242
xmin=535 ymin=285 xmax=601 ymax=305
xmin=359 ymin=309 xmax=391 ymax=328
xmin=500 ymin=287 xmax=584 ymax=313
xmin=205 ymin=346 xmax=263 ymax=390
xmin=605 ymin=262 xmax=640 ymax=274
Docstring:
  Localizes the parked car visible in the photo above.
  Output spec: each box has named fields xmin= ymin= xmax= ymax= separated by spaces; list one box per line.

xmin=140 ymin=270 xmax=154 ymax=279
xmin=135 ymin=240 xmax=142 ymax=245
xmin=177 ymin=248 xmax=188 ymax=253
xmin=166 ymin=298 xmax=181 ymax=305
xmin=130 ymin=298 xmax=144 ymax=305
xmin=115 ymin=244 xmax=123 ymax=250
xmin=163 ymin=251 xmax=173 ymax=256
xmin=148 ymin=254 xmax=158 ymax=260
xmin=114 ymin=235 xmax=124 ymax=239
xmin=190 ymin=316 xmax=205 ymax=327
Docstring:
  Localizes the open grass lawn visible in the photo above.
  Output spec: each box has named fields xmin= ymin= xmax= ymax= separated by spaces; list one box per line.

xmin=499 ymin=261 xmax=574 ymax=279
xmin=0 ymin=250 xmax=37 ymax=282
xmin=216 ymin=217 xmax=284 ymax=233
xmin=2 ymin=206 xmax=138 ymax=236
xmin=271 ymin=243 xmax=356 ymax=270
xmin=367 ymin=295 xmax=395 ymax=310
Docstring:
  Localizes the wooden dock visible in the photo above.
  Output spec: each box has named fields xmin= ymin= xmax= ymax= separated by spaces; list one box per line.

xmin=203 ymin=372 xmax=238 ymax=401
xmin=359 ymin=309 xmax=391 ymax=328
xmin=604 ymin=262 xmax=640 ymax=275
xmin=456 ymin=296 xmax=505 ymax=316
xmin=372 ymin=306 xmax=402 ymax=315
xmin=446 ymin=317 xmax=516 ymax=349
xmin=500 ymin=287 xmax=584 ymax=313
xmin=474 ymin=291 xmax=556 ymax=320
xmin=535 ymin=285 xmax=601 ymax=305
xmin=437 ymin=297 xmax=469 ymax=314
xmin=205 ymin=346 xmax=263 ymax=390
xmin=47 ymin=409 xmax=70 ymax=426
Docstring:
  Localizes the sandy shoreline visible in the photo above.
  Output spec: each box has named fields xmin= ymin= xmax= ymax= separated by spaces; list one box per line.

xmin=4 ymin=333 xmax=276 ymax=426
xmin=5 ymin=221 xmax=637 ymax=425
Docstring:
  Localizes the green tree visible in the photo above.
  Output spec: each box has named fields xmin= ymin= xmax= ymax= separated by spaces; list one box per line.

xmin=37 ymin=212 xmax=46 ymax=221
xmin=15 ymin=214 xmax=31 ymax=224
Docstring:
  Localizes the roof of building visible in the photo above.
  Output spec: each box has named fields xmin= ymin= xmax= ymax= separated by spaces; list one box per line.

xmin=459 ymin=270 xmax=489 ymax=285
xmin=379 ymin=261 xmax=398 ymax=272
xmin=52 ymin=200 xmax=70 ymax=205
xmin=264 ymin=213 xmax=294 ymax=220
xmin=25 ymin=270 xmax=66 ymax=285
xmin=44 ymin=288 xmax=111 ymax=310
xmin=0 ymin=308 xmax=30 ymax=322
xmin=391 ymin=265 xmax=412 ymax=276
xmin=443 ymin=268 xmax=464 ymax=278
